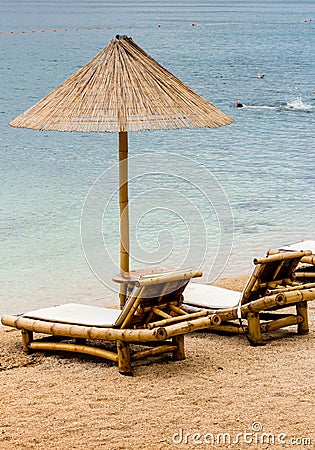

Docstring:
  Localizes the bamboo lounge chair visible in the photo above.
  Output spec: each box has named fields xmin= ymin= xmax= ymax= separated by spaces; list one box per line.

xmin=1 ymin=269 xmax=221 ymax=375
xmin=183 ymin=251 xmax=315 ymax=345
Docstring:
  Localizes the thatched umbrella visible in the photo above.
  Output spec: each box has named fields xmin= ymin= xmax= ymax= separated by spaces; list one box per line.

xmin=9 ymin=35 xmax=233 ymax=306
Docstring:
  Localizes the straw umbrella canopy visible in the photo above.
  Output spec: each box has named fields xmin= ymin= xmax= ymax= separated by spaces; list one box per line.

xmin=9 ymin=35 xmax=234 ymax=306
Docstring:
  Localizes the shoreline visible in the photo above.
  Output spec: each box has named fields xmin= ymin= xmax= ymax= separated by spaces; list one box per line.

xmin=1 ymin=274 xmax=315 ymax=449
xmin=0 ymin=273 xmax=251 ymax=318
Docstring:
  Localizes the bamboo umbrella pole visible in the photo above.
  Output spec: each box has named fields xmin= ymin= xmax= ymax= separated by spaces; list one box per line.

xmin=119 ymin=131 xmax=130 ymax=308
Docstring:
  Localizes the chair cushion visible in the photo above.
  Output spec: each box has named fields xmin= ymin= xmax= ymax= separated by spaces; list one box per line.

xmin=23 ymin=303 xmax=121 ymax=327
xmin=281 ymin=240 xmax=315 ymax=254
xmin=184 ymin=284 xmax=242 ymax=309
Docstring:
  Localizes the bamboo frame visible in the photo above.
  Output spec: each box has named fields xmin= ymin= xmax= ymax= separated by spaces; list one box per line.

xmin=217 ymin=287 xmax=315 ymax=343
xmin=300 ymin=254 xmax=315 ymax=265
xmin=240 ymin=251 xmax=308 ymax=304
xmin=247 ymin=312 xmax=262 ymax=344
xmin=131 ymin=344 xmax=178 ymax=362
xmin=268 ymin=249 xmax=315 ymax=283
xmin=172 ymin=335 xmax=185 ymax=361
xmin=30 ymin=341 xmax=119 ymax=362
xmin=255 ymin=250 xmax=311 ymax=265
xmin=146 ymin=309 xmax=214 ymax=329
xmin=296 ymin=272 xmax=315 ymax=279
xmin=117 ymin=341 xmax=132 ymax=374
xmin=136 ymin=270 xmax=203 ymax=287
xmin=215 ymin=324 xmax=246 ymax=334
xmin=260 ymin=316 xmax=301 ymax=333
xmin=1 ymin=269 xmax=225 ymax=375
xmin=1 ymin=315 xmax=167 ymax=342
xmin=188 ymin=293 xmax=312 ymax=344
xmin=1 ymin=311 xmax=222 ymax=374
xmin=296 ymin=301 xmax=309 ymax=335
xmin=183 ymin=251 xmax=315 ymax=345
xmin=267 ymin=249 xmax=315 ymax=266
xmin=119 ymin=131 xmax=129 ymax=308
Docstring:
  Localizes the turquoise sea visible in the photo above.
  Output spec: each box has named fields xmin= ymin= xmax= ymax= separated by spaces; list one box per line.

xmin=1 ymin=1 xmax=315 ymax=314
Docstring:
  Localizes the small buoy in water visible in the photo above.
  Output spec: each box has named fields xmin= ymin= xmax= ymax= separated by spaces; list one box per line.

xmin=257 ymin=74 xmax=264 ymax=79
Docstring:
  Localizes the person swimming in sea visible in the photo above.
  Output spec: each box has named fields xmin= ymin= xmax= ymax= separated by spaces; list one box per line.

xmin=236 ymin=98 xmax=311 ymax=111
xmin=236 ymin=101 xmax=273 ymax=109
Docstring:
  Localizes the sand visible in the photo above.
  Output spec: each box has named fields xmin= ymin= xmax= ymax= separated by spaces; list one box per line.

xmin=1 ymin=275 xmax=315 ymax=450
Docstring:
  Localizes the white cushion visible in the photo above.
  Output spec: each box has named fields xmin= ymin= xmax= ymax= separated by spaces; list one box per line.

xmin=23 ymin=303 xmax=121 ymax=327
xmin=281 ymin=240 xmax=315 ymax=254
xmin=184 ymin=284 xmax=242 ymax=309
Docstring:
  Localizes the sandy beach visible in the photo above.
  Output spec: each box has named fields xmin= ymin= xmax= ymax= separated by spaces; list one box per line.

xmin=2 ymin=0 xmax=315 ymax=448
xmin=1 ymin=275 xmax=314 ymax=450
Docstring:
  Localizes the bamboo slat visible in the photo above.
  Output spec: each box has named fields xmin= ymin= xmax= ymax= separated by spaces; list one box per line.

xmin=146 ymin=309 xmax=212 ymax=329
xmin=169 ymin=304 xmax=187 ymax=315
xmin=260 ymin=278 xmax=294 ymax=289
xmin=29 ymin=341 xmax=119 ymax=362
xmin=152 ymin=307 xmax=172 ymax=319
xmin=136 ymin=270 xmax=203 ymax=287
xmin=300 ymin=255 xmax=315 ymax=265
xmin=120 ymin=291 xmax=144 ymax=329
xmin=267 ymin=250 xmax=315 ymax=266
xmin=214 ymin=324 xmax=246 ymax=334
xmin=268 ymin=281 xmax=315 ymax=294
xmin=255 ymin=250 xmax=311 ymax=265
xmin=160 ymin=314 xmax=221 ymax=338
xmin=131 ymin=344 xmax=177 ymax=361
xmin=241 ymin=262 xmax=263 ymax=301
xmin=260 ymin=316 xmax=301 ymax=333
xmin=295 ymin=272 xmax=315 ymax=279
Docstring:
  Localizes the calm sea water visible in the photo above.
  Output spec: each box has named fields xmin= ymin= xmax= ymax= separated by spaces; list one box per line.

xmin=1 ymin=1 xmax=315 ymax=314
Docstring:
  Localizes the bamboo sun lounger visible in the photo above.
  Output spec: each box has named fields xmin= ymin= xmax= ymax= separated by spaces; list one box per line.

xmin=1 ymin=270 xmax=221 ymax=375
xmin=183 ymin=251 xmax=315 ymax=345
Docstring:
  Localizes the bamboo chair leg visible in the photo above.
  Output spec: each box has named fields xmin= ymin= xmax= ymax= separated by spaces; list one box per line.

xmin=117 ymin=341 xmax=132 ymax=376
xmin=296 ymin=301 xmax=309 ymax=335
xmin=21 ymin=330 xmax=33 ymax=353
xmin=247 ymin=312 xmax=263 ymax=345
xmin=172 ymin=335 xmax=185 ymax=361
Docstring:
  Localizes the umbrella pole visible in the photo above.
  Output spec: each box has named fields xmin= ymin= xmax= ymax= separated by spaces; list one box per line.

xmin=119 ymin=131 xmax=130 ymax=308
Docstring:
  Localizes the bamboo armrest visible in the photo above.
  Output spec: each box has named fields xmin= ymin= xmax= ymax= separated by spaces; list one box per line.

xmin=113 ymin=266 xmax=176 ymax=285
